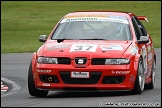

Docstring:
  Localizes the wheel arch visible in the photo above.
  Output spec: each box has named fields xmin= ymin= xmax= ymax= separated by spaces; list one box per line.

xmin=133 ymin=54 xmax=144 ymax=80
xmin=134 ymin=54 xmax=143 ymax=62
xmin=31 ymin=52 xmax=37 ymax=74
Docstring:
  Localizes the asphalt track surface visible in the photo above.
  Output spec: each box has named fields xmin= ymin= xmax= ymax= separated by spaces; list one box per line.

xmin=1 ymin=48 xmax=161 ymax=107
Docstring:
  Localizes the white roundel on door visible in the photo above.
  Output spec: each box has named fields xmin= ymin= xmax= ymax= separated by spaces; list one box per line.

xmin=70 ymin=44 xmax=98 ymax=52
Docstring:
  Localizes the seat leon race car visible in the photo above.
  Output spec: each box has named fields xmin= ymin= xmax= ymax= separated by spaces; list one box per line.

xmin=28 ymin=11 xmax=156 ymax=97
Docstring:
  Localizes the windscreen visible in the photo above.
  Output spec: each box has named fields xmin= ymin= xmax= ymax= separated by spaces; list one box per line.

xmin=51 ymin=16 xmax=131 ymax=40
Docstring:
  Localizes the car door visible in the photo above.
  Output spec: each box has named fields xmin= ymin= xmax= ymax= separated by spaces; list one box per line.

xmin=131 ymin=16 xmax=152 ymax=78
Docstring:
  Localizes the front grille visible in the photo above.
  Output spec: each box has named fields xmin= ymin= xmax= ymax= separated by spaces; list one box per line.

xmin=59 ymin=71 xmax=102 ymax=84
xmin=58 ymin=58 xmax=71 ymax=64
xmin=91 ymin=58 xmax=106 ymax=65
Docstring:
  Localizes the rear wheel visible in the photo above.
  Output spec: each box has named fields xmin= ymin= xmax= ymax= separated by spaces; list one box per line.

xmin=145 ymin=59 xmax=156 ymax=89
xmin=132 ymin=57 xmax=145 ymax=94
xmin=28 ymin=61 xmax=49 ymax=97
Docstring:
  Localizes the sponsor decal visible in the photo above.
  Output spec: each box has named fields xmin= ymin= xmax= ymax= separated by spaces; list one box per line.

xmin=71 ymin=72 xmax=89 ymax=78
xmin=146 ymin=68 xmax=152 ymax=78
xmin=70 ymin=44 xmax=98 ymax=52
xmin=111 ymin=70 xmax=130 ymax=74
xmin=109 ymin=16 xmax=127 ymax=20
xmin=47 ymin=45 xmax=68 ymax=50
xmin=129 ymin=74 xmax=135 ymax=83
xmin=42 ymin=83 xmax=50 ymax=86
xmin=147 ymin=45 xmax=151 ymax=53
xmin=141 ymin=45 xmax=147 ymax=74
xmin=147 ymin=61 xmax=153 ymax=78
xmin=130 ymin=44 xmax=138 ymax=55
xmin=148 ymin=53 xmax=152 ymax=61
xmin=64 ymin=15 xmax=107 ymax=18
xmin=61 ymin=17 xmax=97 ymax=23
xmin=60 ymin=17 xmax=129 ymax=24
xmin=148 ymin=60 xmax=152 ymax=67
xmin=37 ymin=69 xmax=51 ymax=73
xmin=148 ymin=65 xmax=152 ymax=70
xmin=100 ymin=45 xmax=123 ymax=50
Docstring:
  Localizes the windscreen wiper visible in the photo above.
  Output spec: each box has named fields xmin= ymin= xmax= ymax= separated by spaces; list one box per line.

xmin=79 ymin=38 xmax=106 ymax=40
xmin=56 ymin=38 xmax=73 ymax=43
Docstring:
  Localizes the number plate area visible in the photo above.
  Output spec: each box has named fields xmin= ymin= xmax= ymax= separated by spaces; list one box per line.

xmin=71 ymin=72 xmax=90 ymax=78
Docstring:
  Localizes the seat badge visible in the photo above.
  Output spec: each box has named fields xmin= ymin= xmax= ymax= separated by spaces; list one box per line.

xmin=78 ymin=59 xmax=84 ymax=64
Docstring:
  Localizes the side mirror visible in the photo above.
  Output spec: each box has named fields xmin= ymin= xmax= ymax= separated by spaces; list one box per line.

xmin=39 ymin=35 xmax=47 ymax=42
xmin=137 ymin=36 xmax=149 ymax=44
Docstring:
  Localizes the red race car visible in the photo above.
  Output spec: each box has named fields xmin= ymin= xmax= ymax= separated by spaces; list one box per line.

xmin=28 ymin=11 xmax=156 ymax=97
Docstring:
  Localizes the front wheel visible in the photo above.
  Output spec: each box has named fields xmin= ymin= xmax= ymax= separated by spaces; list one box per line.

xmin=28 ymin=61 xmax=49 ymax=97
xmin=132 ymin=57 xmax=145 ymax=94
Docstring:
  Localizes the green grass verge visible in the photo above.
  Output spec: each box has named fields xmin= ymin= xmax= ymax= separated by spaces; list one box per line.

xmin=1 ymin=1 xmax=161 ymax=53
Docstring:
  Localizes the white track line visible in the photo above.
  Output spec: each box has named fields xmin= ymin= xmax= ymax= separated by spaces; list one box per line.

xmin=1 ymin=77 xmax=21 ymax=97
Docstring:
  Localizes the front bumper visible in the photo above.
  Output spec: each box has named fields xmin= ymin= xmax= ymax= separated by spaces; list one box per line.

xmin=33 ymin=62 xmax=138 ymax=91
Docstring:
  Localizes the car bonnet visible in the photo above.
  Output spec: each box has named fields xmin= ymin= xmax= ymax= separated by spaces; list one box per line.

xmin=41 ymin=40 xmax=132 ymax=59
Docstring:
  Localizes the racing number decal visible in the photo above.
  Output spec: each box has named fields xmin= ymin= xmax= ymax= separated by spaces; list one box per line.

xmin=70 ymin=44 xmax=98 ymax=52
xmin=74 ymin=45 xmax=83 ymax=50
xmin=85 ymin=45 xmax=94 ymax=50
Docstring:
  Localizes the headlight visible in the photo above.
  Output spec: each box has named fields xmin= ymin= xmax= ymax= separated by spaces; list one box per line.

xmin=105 ymin=58 xmax=130 ymax=65
xmin=38 ymin=57 xmax=58 ymax=64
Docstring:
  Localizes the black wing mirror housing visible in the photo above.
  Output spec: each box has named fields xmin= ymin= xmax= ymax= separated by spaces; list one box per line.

xmin=39 ymin=35 xmax=47 ymax=42
xmin=137 ymin=36 xmax=149 ymax=44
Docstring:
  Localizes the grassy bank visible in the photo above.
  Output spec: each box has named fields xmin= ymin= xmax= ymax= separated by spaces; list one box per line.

xmin=1 ymin=1 xmax=161 ymax=53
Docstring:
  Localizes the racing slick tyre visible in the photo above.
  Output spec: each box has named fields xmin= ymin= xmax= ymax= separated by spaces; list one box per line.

xmin=132 ymin=57 xmax=145 ymax=94
xmin=28 ymin=61 xmax=49 ymax=97
xmin=145 ymin=59 xmax=156 ymax=89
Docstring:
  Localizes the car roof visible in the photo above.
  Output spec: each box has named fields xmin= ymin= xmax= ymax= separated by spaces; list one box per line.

xmin=64 ymin=10 xmax=135 ymax=18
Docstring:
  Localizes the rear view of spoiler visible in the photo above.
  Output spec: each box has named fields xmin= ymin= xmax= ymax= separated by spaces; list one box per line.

xmin=137 ymin=16 xmax=149 ymax=23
